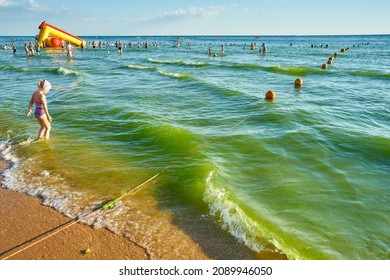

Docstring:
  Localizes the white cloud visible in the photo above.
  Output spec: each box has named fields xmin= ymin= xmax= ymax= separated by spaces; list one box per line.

xmin=26 ymin=0 xmax=39 ymax=9
xmin=155 ymin=6 xmax=225 ymax=21
xmin=0 ymin=0 xmax=46 ymax=10
xmin=0 ymin=0 xmax=14 ymax=7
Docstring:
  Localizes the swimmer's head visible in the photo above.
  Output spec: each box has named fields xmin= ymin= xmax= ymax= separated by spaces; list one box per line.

xmin=38 ymin=80 xmax=52 ymax=93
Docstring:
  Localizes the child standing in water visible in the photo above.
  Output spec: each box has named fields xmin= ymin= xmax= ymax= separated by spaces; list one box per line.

xmin=26 ymin=80 xmax=52 ymax=139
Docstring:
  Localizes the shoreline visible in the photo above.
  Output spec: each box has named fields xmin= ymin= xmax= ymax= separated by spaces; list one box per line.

xmin=0 ymin=155 xmax=286 ymax=260
xmin=0 ymin=157 xmax=150 ymax=260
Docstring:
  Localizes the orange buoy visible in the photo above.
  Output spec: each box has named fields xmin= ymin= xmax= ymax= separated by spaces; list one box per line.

xmin=334 ymin=52 xmax=338 ymax=57
xmin=341 ymin=48 xmax=345 ymax=53
xmin=327 ymin=59 xmax=332 ymax=64
xmin=294 ymin=78 xmax=303 ymax=87
xmin=265 ymin=90 xmax=276 ymax=100
xmin=322 ymin=63 xmax=327 ymax=69
xmin=329 ymin=56 xmax=334 ymax=61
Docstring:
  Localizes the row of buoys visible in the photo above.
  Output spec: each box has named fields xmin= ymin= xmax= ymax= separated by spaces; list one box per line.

xmin=321 ymin=47 xmax=350 ymax=69
xmin=264 ymin=78 xmax=303 ymax=101
xmin=266 ymin=45 xmax=355 ymax=100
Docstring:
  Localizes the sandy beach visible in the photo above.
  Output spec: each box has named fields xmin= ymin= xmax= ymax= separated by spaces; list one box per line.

xmin=0 ymin=157 xmax=150 ymax=260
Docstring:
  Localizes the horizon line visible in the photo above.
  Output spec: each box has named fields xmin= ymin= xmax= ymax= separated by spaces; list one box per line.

xmin=1 ymin=33 xmax=389 ymax=38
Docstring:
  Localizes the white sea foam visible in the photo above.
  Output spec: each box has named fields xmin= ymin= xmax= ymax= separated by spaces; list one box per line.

xmin=203 ymin=170 xmax=304 ymax=259
xmin=0 ymin=138 xmax=83 ymax=219
xmin=1 ymin=139 xmax=130 ymax=236
xmin=204 ymin=171 xmax=275 ymax=253
xmin=57 ymin=67 xmax=82 ymax=76
xmin=0 ymin=139 xmax=19 ymax=165
xmin=181 ymin=61 xmax=208 ymax=66
xmin=127 ymin=64 xmax=154 ymax=70
xmin=146 ymin=58 xmax=168 ymax=64
xmin=17 ymin=136 xmax=35 ymax=147
xmin=157 ymin=70 xmax=189 ymax=79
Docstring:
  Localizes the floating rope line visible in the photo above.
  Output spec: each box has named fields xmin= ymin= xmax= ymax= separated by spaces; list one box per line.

xmin=0 ymin=107 xmax=259 ymax=260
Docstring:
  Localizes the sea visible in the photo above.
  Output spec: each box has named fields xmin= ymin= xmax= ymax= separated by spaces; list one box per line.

xmin=0 ymin=34 xmax=389 ymax=260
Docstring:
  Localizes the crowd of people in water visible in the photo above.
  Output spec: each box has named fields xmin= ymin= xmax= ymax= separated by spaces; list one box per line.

xmin=2 ymin=37 xmax=372 ymax=59
xmin=2 ymin=37 xmax=74 ymax=57
xmin=2 ymin=37 xmax=271 ymax=57
xmin=90 ymin=40 xmax=160 ymax=50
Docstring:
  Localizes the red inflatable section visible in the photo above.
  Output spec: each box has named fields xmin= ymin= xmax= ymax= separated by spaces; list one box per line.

xmin=45 ymin=37 xmax=64 ymax=48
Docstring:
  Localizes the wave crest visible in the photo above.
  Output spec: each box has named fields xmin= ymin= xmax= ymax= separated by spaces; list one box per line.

xmin=147 ymin=58 xmax=209 ymax=67
xmin=57 ymin=67 xmax=83 ymax=76
xmin=157 ymin=70 xmax=190 ymax=79
xmin=203 ymin=171 xmax=271 ymax=253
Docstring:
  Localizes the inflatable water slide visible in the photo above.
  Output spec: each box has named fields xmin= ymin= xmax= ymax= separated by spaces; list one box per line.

xmin=37 ymin=21 xmax=86 ymax=48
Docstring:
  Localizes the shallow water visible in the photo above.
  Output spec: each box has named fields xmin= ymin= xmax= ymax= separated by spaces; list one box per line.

xmin=1 ymin=35 xmax=389 ymax=259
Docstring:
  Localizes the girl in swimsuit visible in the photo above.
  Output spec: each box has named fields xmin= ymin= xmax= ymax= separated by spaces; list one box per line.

xmin=26 ymin=80 xmax=53 ymax=139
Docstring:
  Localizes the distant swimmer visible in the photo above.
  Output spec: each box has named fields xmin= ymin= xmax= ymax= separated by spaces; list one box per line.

xmin=66 ymin=42 xmax=73 ymax=57
xmin=35 ymin=37 xmax=41 ymax=56
xmin=26 ymin=80 xmax=53 ymax=139
xmin=28 ymin=42 xmax=35 ymax=55
xmin=118 ymin=41 xmax=123 ymax=54
xmin=208 ymin=47 xmax=212 ymax=56
xmin=12 ymin=40 xmax=16 ymax=55
xmin=259 ymin=42 xmax=267 ymax=53
xmin=24 ymin=43 xmax=30 ymax=55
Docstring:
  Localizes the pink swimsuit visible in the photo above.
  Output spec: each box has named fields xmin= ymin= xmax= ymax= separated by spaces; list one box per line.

xmin=34 ymin=101 xmax=45 ymax=118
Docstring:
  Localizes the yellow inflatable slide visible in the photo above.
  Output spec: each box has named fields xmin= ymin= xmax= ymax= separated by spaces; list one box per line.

xmin=37 ymin=21 xmax=86 ymax=48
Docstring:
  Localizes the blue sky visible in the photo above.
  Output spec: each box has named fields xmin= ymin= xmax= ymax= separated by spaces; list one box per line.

xmin=0 ymin=0 xmax=389 ymax=36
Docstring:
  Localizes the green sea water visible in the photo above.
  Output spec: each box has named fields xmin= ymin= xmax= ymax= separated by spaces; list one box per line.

xmin=1 ymin=35 xmax=389 ymax=259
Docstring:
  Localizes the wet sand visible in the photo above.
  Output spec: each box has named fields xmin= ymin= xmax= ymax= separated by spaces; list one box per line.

xmin=0 ymin=158 xmax=150 ymax=260
xmin=0 ymin=156 xmax=286 ymax=260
